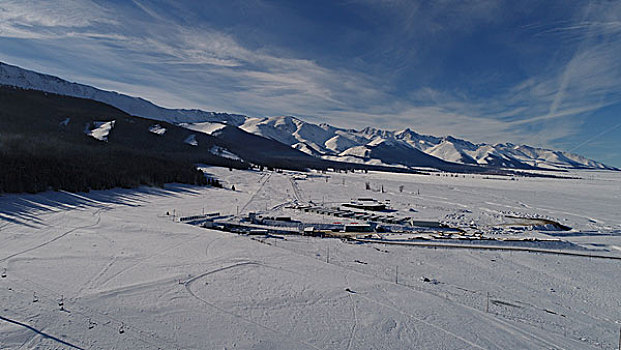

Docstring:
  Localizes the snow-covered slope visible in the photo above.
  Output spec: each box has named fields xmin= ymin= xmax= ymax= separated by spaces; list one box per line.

xmin=0 ymin=62 xmax=247 ymax=125
xmin=1 ymin=168 xmax=620 ymax=349
xmin=238 ymin=116 xmax=617 ymax=170
xmin=180 ymin=121 xmax=227 ymax=135
xmin=184 ymin=134 xmax=198 ymax=146
xmin=85 ymin=120 xmax=115 ymax=141
xmin=2 ymin=61 xmax=615 ymax=171
xmin=148 ymin=124 xmax=167 ymax=135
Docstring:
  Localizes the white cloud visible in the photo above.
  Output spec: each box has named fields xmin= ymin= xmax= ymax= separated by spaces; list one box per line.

xmin=0 ymin=0 xmax=619 ymax=158
xmin=0 ymin=0 xmax=117 ymax=38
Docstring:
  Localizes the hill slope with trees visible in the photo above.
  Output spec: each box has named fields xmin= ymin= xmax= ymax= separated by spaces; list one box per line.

xmin=0 ymin=86 xmax=244 ymax=193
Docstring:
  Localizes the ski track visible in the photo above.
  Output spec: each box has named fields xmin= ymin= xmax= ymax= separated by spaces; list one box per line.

xmin=2 ymin=169 xmax=619 ymax=349
xmin=242 ymin=229 xmax=593 ymax=350
xmin=204 ymin=235 xmax=227 ymax=259
xmin=289 ymin=177 xmax=304 ymax=202
xmin=0 ymin=207 xmax=105 ymax=263
xmin=354 ymin=292 xmax=488 ymax=350
xmin=183 ymin=261 xmax=323 ymax=350
xmin=237 ymin=235 xmax=494 ymax=348
xmin=344 ymin=273 xmax=358 ymax=350
xmin=75 ymin=255 xmax=119 ymax=298
xmin=95 ymin=230 xmax=206 ymax=289
xmin=487 ymin=252 xmax=618 ymax=327
xmin=3 ymin=238 xmax=212 ymax=350
xmin=2 ymin=277 xmax=181 ymax=349
xmin=239 ymin=172 xmax=272 ymax=214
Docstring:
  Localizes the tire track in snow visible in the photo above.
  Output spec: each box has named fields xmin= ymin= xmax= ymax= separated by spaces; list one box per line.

xmin=245 ymin=236 xmax=486 ymax=347
xmin=2 ymin=209 xmax=200 ymax=349
xmin=0 ymin=207 xmax=105 ymax=263
xmin=75 ymin=255 xmax=119 ymax=298
xmin=245 ymin=235 xmax=589 ymax=349
xmin=241 ymin=235 xmax=491 ymax=349
xmin=204 ymin=235 xmax=227 ymax=259
xmin=9 ymin=271 xmax=193 ymax=349
xmin=354 ymin=293 xmax=487 ymax=350
xmin=96 ymin=223 xmax=210 ymax=288
xmin=183 ymin=261 xmax=323 ymax=350
xmin=239 ymin=172 xmax=272 ymax=214
xmin=344 ymin=273 xmax=358 ymax=350
xmin=373 ymin=284 xmax=567 ymax=350
xmin=289 ymin=176 xmax=304 ymax=202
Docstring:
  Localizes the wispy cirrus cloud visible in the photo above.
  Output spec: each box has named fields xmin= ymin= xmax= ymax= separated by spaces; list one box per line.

xmin=0 ymin=0 xmax=117 ymax=38
xmin=0 ymin=0 xmax=386 ymax=115
xmin=0 ymin=0 xmax=619 ymax=164
xmin=375 ymin=0 xmax=621 ymax=149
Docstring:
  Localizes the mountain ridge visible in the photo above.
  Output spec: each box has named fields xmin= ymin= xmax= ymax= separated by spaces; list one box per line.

xmin=1 ymin=61 xmax=616 ymax=171
xmin=0 ymin=62 xmax=247 ymax=125
xmin=237 ymin=115 xmax=617 ymax=171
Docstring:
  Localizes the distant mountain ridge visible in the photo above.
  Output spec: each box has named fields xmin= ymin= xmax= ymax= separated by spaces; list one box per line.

xmin=238 ymin=116 xmax=616 ymax=170
xmin=1 ymin=61 xmax=616 ymax=171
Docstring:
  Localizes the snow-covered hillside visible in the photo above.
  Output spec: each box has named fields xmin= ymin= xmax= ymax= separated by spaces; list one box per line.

xmin=85 ymin=121 xmax=115 ymax=142
xmin=180 ymin=121 xmax=227 ymax=135
xmin=0 ymin=62 xmax=246 ymax=125
xmin=239 ymin=116 xmax=617 ymax=170
xmin=1 ymin=62 xmax=615 ymax=171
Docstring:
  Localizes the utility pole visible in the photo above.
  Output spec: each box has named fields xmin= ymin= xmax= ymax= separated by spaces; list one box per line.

xmin=395 ymin=266 xmax=399 ymax=284
xmin=326 ymin=246 xmax=330 ymax=264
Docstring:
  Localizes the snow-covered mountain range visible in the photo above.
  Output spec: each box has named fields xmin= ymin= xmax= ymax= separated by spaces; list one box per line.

xmin=1 ymin=61 xmax=616 ymax=171
xmin=237 ymin=116 xmax=615 ymax=170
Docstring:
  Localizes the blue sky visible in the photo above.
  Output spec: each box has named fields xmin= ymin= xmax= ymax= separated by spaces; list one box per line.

xmin=1 ymin=0 xmax=620 ymax=166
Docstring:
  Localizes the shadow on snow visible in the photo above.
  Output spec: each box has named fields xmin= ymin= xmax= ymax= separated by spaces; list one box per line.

xmin=0 ymin=184 xmax=203 ymax=227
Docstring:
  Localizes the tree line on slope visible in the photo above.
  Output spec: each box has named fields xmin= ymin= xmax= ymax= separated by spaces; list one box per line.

xmin=0 ymin=87 xmax=237 ymax=194
xmin=0 ymin=135 xmax=211 ymax=193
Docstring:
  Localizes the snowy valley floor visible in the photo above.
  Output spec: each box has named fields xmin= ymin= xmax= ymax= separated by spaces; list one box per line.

xmin=1 ymin=168 xmax=620 ymax=349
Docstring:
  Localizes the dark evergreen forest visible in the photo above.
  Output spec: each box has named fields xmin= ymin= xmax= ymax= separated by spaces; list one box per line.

xmin=0 ymin=86 xmax=244 ymax=193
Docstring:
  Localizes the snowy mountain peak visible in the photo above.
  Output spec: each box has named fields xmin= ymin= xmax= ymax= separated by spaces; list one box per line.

xmin=395 ymin=128 xmax=417 ymax=137
xmin=235 ymin=115 xmax=616 ymax=171
xmin=1 ymin=62 xmax=616 ymax=171
xmin=360 ymin=126 xmax=394 ymax=139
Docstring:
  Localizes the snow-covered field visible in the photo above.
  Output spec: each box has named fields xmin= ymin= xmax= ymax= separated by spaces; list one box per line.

xmin=1 ymin=168 xmax=620 ymax=349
